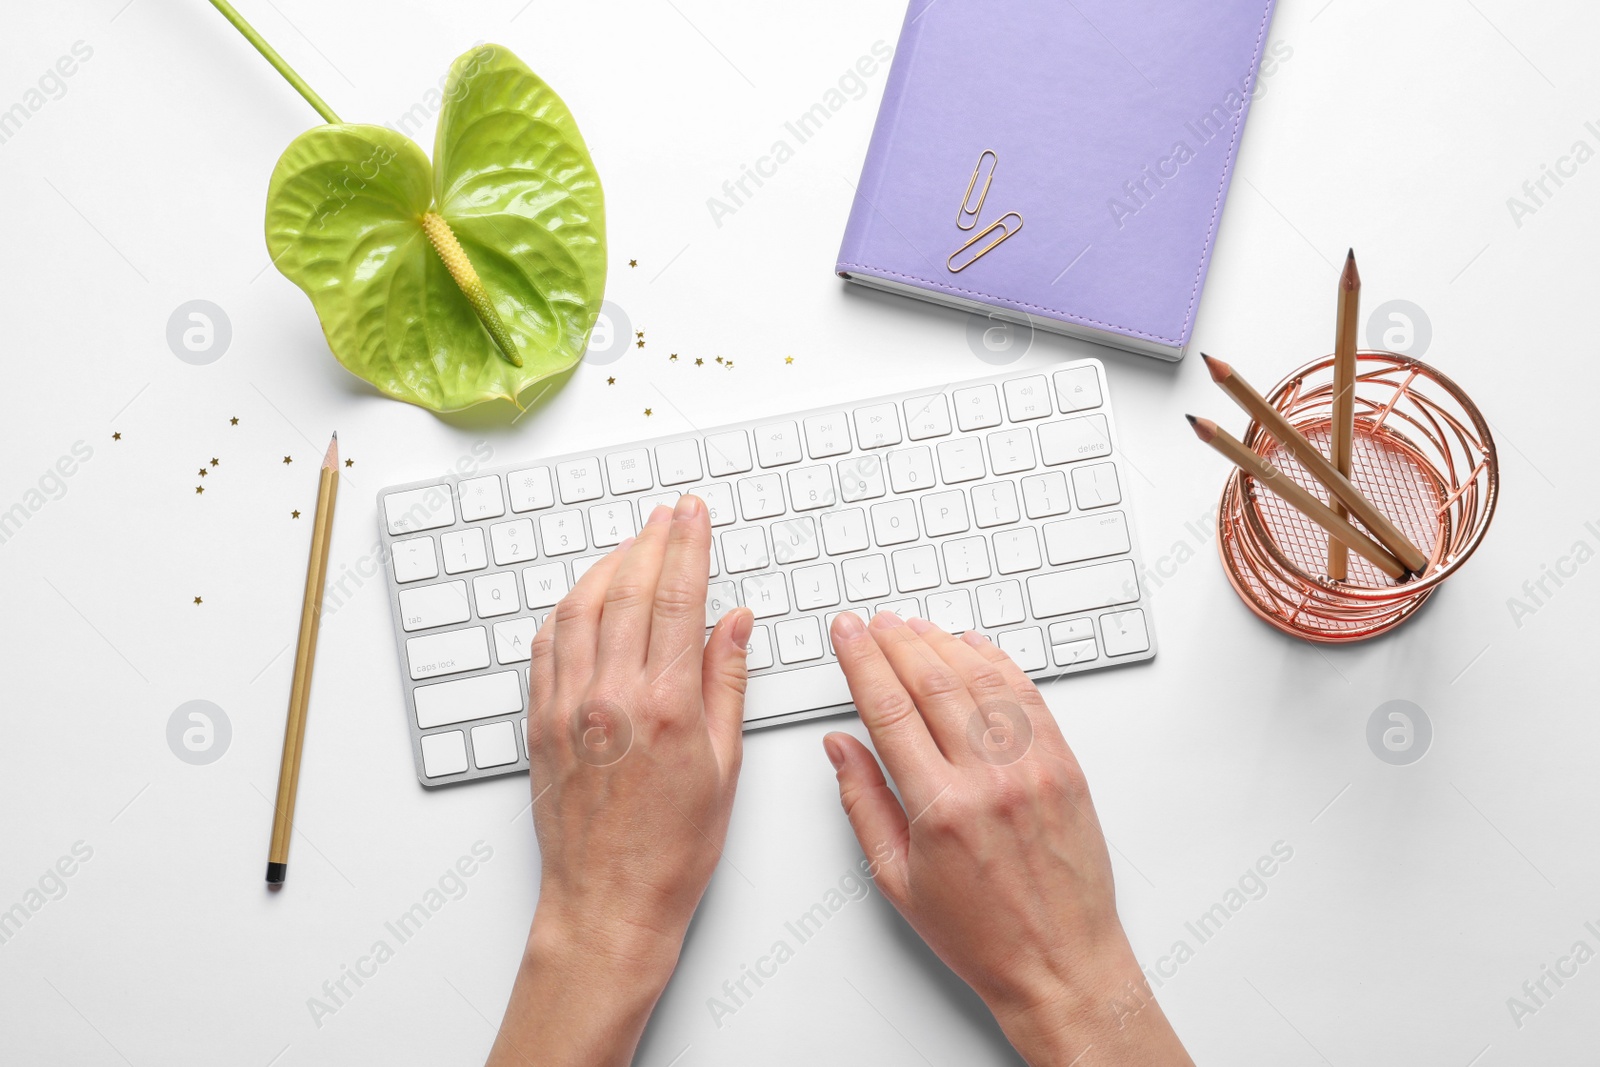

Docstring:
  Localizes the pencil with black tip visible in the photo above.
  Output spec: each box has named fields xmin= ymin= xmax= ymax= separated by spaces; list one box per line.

xmin=1328 ymin=250 xmax=1361 ymax=579
xmin=1187 ymin=415 xmax=1410 ymax=581
xmin=267 ymin=432 xmax=339 ymax=886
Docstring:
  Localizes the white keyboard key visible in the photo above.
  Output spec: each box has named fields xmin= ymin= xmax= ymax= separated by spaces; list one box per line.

xmin=539 ymin=510 xmax=587 ymax=555
xmin=876 ymin=597 xmax=920 ymax=621
xmin=1049 ymin=618 xmax=1095 ymax=644
xmin=490 ymin=518 xmax=538 ymax=566
xmin=441 ymin=528 xmax=488 ymax=574
xmin=720 ymin=527 xmax=769 ymax=572
xmin=421 ymin=731 xmax=469 ymax=777
xmin=743 ymin=661 xmax=854 ymax=723
xmin=1072 ymin=462 xmax=1122 ymax=509
xmin=942 ymin=536 xmax=992 ymax=583
xmin=997 ymin=626 xmax=1047 ymax=671
xmin=977 ymin=580 xmax=1025 ymax=627
xmin=1101 ymin=608 xmax=1151 ymax=656
xmin=887 ymin=446 xmax=936 ymax=493
xmin=414 ymin=670 xmax=522 ymax=729
xmin=705 ymin=430 xmax=753 ymax=476
xmin=385 ymin=486 xmax=455 ymax=535
xmin=838 ymin=454 xmax=886 ymax=502
xmin=457 ymin=476 xmax=506 ymax=521
xmin=972 ymin=481 xmax=1021 ymax=528
xmin=1039 ymin=415 xmax=1113 ymax=466
xmin=507 ymin=467 xmax=555 ymax=512
xmin=787 ymin=465 xmax=836 ymax=511
xmin=471 ymin=720 xmax=519 ymax=768
xmin=654 ymin=439 xmax=703 ymax=486
xmin=953 ymin=384 xmax=1002 ymax=431
xmin=843 ymin=554 xmax=891 ymax=602
xmin=742 ymin=573 xmax=790 ymax=618
xmin=793 ymin=563 xmax=841 ymax=610
xmin=392 ymin=536 xmax=439 ymax=583
xmin=821 ymin=508 xmax=870 ymax=555
xmin=1003 ymin=375 xmax=1052 ymax=421
xmin=870 ymin=498 xmax=920 ymax=546
xmin=493 ymin=617 xmax=538 ymax=663
xmin=1021 ymin=471 xmax=1071 ymax=518
xmin=993 ymin=528 xmax=1043 ymax=574
xmin=637 ymin=490 xmax=681 ymax=526
xmin=399 ymin=581 xmax=470 ymax=632
xmin=921 ymin=490 xmax=970 ymax=537
xmin=556 ymin=458 xmax=604 ymax=503
xmin=1027 ymin=560 xmax=1139 ymax=618
xmin=825 ymin=609 xmax=870 ymax=652
xmin=936 ymin=437 xmax=986 ymax=483
xmin=746 ymin=625 xmax=774 ymax=669
xmin=776 ymin=616 xmax=824 ymax=664
xmin=853 ymin=403 xmax=902 ymax=448
xmin=771 ymin=516 xmax=820 ymax=564
xmin=693 ymin=482 xmax=737 ymax=527
xmin=803 ymin=413 xmax=852 ymax=459
xmin=754 ymin=420 xmax=803 ymax=467
xmin=588 ymin=502 xmax=636 ymax=547
xmin=572 ymin=553 xmax=607 ymax=581
xmin=1044 ymin=511 xmax=1130 ymax=565
xmin=521 ymin=562 xmax=568 ymax=609
xmin=406 ymin=626 xmax=490 ymax=680
xmin=737 ymin=474 xmax=786 ymax=520
xmin=892 ymin=545 xmax=940 ymax=593
xmin=1053 ymin=638 xmax=1099 ymax=667
xmin=987 ymin=428 xmax=1037 ymax=475
xmin=925 ymin=589 xmax=975 ymax=633
xmin=475 ymin=571 xmax=520 ymax=616
xmin=605 ymin=448 xmax=654 ymax=494
xmin=904 ymin=394 xmax=952 ymax=440
xmin=706 ymin=581 xmax=739 ymax=626
xmin=1055 ymin=366 xmax=1103 ymax=412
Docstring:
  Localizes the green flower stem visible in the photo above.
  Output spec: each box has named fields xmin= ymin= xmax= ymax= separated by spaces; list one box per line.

xmin=208 ymin=0 xmax=342 ymax=124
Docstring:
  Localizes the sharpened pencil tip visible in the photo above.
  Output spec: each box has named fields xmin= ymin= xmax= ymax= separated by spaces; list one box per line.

xmin=1200 ymin=352 xmax=1230 ymax=381
xmin=1342 ymin=248 xmax=1359 ymax=290
xmin=1185 ymin=414 xmax=1217 ymax=442
xmin=1185 ymin=413 xmax=1198 ymax=426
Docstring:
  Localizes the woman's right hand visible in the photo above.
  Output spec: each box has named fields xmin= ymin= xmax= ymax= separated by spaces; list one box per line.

xmin=824 ymin=611 xmax=1193 ymax=1066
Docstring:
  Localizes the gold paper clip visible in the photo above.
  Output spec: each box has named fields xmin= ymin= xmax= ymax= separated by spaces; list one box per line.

xmin=957 ymin=150 xmax=999 ymax=231
xmin=947 ymin=211 xmax=1023 ymax=272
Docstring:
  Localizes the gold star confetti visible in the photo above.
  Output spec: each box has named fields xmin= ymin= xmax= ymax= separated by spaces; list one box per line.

xmin=629 ymin=259 xmax=637 ymax=267
xmin=635 ymin=330 xmax=644 ymax=339
xmin=715 ymin=356 xmax=724 ymax=364
xmin=283 ymin=456 xmax=293 ymax=465
xmin=193 ymin=596 xmax=203 ymax=605
xmin=643 ymin=407 xmax=653 ymax=416
xmin=344 ymin=458 xmax=354 ymax=468
xmin=195 ymin=485 xmax=204 ymax=494
xmin=785 ymin=356 xmax=794 ymax=365
xmin=725 ymin=360 xmax=734 ymax=369
xmin=292 ymin=509 xmax=301 ymax=519
xmin=229 ymin=417 xmax=239 ymax=425
xmin=198 ymin=468 xmax=207 ymax=478
xmin=635 ymin=339 xmax=645 ymax=348
xmin=210 ymin=458 xmax=219 ymax=466
xmin=112 ymin=432 xmax=121 ymax=441
xmin=669 ymin=353 xmax=678 ymax=362
xmin=607 ymin=376 xmax=616 ymax=385
xmin=694 ymin=358 xmax=704 ymax=366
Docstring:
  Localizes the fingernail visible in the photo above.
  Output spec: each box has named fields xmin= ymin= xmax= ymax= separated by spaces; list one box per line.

xmin=728 ymin=607 xmax=753 ymax=649
xmin=674 ymin=494 xmax=703 ymax=521
xmin=962 ymin=629 xmax=990 ymax=648
xmin=614 ymin=536 xmax=636 ymax=553
xmin=832 ymin=610 xmax=865 ymax=639
xmin=647 ymin=505 xmax=672 ymax=526
xmin=870 ymin=610 xmax=903 ymax=630
xmin=823 ymin=734 xmax=846 ymax=770
xmin=905 ymin=616 xmax=933 ymax=634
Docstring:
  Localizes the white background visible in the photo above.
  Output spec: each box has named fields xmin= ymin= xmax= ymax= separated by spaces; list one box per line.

xmin=2 ymin=1 xmax=1598 ymax=1064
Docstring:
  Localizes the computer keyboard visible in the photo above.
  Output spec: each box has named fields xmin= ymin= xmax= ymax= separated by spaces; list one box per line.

xmin=377 ymin=359 xmax=1156 ymax=786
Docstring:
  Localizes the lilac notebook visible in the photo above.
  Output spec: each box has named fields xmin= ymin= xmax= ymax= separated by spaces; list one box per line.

xmin=837 ymin=0 xmax=1279 ymax=360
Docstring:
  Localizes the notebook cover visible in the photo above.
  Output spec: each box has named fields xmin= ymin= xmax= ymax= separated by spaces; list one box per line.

xmin=837 ymin=0 xmax=1279 ymax=359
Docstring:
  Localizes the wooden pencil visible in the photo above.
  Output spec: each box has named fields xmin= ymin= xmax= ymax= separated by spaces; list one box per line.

xmin=1327 ymin=249 xmax=1361 ymax=579
xmin=267 ymin=432 xmax=339 ymax=886
xmin=1187 ymin=415 xmax=1409 ymax=581
xmin=1201 ymin=354 xmax=1428 ymax=575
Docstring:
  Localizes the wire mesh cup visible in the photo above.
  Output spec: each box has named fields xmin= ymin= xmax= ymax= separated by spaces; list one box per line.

xmin=1216 ymin=350 xmax=1499 ymax=642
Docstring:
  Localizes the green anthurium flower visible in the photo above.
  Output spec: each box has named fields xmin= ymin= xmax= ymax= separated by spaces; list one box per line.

xmin=263 ymin=44 xmax=606 ymax=413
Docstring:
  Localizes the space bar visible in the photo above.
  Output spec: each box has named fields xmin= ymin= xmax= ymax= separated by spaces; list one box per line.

xmin=743 ymin=662 xmax=855 ymax=724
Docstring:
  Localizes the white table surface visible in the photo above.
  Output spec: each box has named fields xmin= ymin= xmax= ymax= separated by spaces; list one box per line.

xmin=3 ymin=1 xmax=1598 ymax=1064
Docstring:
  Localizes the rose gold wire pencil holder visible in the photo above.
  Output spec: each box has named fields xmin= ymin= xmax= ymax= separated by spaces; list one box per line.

xmin=1217 ymin=350 xmax=1499 ymax=643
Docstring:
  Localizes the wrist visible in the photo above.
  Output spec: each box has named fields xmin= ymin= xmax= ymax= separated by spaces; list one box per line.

xmin=528 ymin=895 xmax=685 ymax=991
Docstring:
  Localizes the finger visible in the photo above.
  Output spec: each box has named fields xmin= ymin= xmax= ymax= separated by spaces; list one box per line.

xmin=548 ymin=537 xmax=631 ymax=702
xmin=823 ymin=732 xmax=910 ymax=904
xmin=866 ymin=611 xmax=976 ymax=761
xmin=529 ymin=610 xmax=556 ymax=718
xmin=647 ymin=494 xmax=713 ymax=679
xmin=906 ymin=616 xmax=1050 ymax=762
xmin=959 ymin=629 xmax=1073 ymax=759
xmin=702 ymin=607 xmax=753 ymax=774
xmin=594 ymin=505 xmax=675 ymax=676
xmin=829 ymin=610 xmax=946 ymax=799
